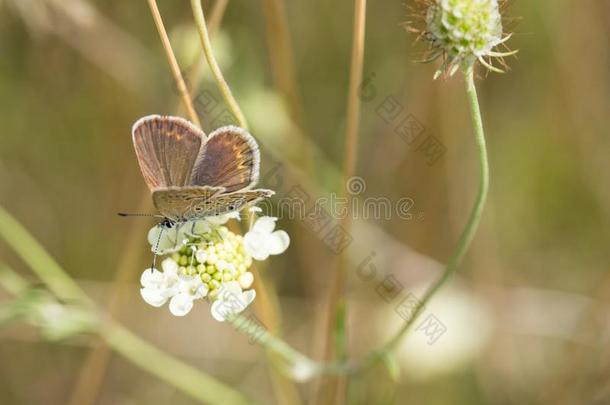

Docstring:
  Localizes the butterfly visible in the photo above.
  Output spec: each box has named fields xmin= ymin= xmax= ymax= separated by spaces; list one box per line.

xmin=131 ymin=115 xmax=274 ymax=225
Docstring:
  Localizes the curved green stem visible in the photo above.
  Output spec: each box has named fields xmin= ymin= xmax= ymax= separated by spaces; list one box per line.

xmin=361 ymin=66 xmax=490 ymax=366
xmin=227 ymin=313 xmax=352 ymax=380
xmin=190 ymin=0 xmax=248 ymax=129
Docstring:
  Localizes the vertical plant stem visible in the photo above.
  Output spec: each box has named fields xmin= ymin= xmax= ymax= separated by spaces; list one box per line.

xmin=146 ymin=0 xmax=201 ymax=127
xmin=190 ymin=0 xmax=248 ymax=129
xmin=320 ymin=1 xmax=367 ymax=403
xmin=361 ymin=66 xmax=489 ymax=367
xmin=177 ymin=0 xmax=229 ymax=116
xmin=328 ymin=0 xmax=367 ymax=358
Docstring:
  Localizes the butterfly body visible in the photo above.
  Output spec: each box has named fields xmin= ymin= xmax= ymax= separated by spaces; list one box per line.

xmin=132 ymin=115 xmax=273 ymax=222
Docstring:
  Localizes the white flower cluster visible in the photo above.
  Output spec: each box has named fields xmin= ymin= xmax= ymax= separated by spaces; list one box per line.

xmin=140 ymin=213 xmax=289 ymax=320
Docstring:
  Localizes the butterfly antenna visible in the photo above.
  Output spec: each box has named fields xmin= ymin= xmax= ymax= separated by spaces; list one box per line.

xmin=118 ymin=212 xmax=164 ymax=218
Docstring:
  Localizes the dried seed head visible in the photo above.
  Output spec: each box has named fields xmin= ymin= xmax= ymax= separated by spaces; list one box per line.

xmin=409 ymin=0 xmax=516 ymax=78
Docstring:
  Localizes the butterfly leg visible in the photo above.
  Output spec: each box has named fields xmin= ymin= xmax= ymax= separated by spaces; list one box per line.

xmin=172 ymin=222 xmax=185 ymax=251
xmin=188 ymin=244 xmax=197 ymax=270
xmin=149 ymin=222 xmax=166 ymax=271
xmin=189 ymin=221 xmax=198 ymax=236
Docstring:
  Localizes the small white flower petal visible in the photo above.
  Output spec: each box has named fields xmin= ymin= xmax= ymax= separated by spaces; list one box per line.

xmin=140 ymin=268 xmax=162 ymax=287
xmin=148 ymin=225 xmax=183 ymax=254
xmin=147 ymin=226 xmax=161 ymax=247
xmin=242 ymin=289 xmax=256 ymax=306
xmin=244 ymin=231 xmax=271 ymax=261
xmin=267 ymin=230 xmax=290 ymax=255
xmin=248 ymin=206 xmax=262 ymax=213
xmin=161 ymin=258 xmax=179 ymax=275
xmin=195 ymin=249 xmax=207 ymax=263
xmin=226 ymin=211 xmax=241 ymax=220
xmin=140 ymin=287 xmax=168 ymax=307
xmin=252 ymin=217 xmax=277 ymax=234
xmin=210 ymin=300 xmax=229 ymax=322
xmin=221 ymin=281 xmax=243 ymax=296
xmin=238 ymin=272 xmax=254 ymax=289
xmin=189 ymin=220 xmax=212 ymax=236
xmin=194 ymin=283 xmax=209 ymax=299
xmin=225 ymin=263 xmax=237 ymax=275
xmin=206 ymin=212 xmax=238 ymax=226
xmin=169 ymin=294 xmax=194 ymax=316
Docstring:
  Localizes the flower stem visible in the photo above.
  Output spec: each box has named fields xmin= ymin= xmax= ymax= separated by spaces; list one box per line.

xmin=176 ymin=0 xmax=229 ymax=116
xmin=325 ymin=0 xmax=367 ymax=359
xmin=361 ymin=66 xmax=489 ymax=366
xmin=101 ymin=321 xmax=257 ymax=405
xmin=0 ymin=205 xmax=257 ymax=405
xmin=227 ymin=313 xmax=351 ymax=380
xmin=318 ymin=1 xmax=366 ymax=402
xmin=146 ymin=0 xmax=201 ymax=127
xmin=190 ymin=0 xmax=248 ymax=129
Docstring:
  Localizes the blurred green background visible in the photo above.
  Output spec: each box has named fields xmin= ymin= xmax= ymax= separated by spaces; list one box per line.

xmin=0 ymin=0 xmax=609 ymax=404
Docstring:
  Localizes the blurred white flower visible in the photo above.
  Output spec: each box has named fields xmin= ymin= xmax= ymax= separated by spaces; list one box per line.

xmin=32 ymin=298 xmax=98 ymax=341
xmin=244 ymin=217 xmax=290 ymax=260
xmin=380 ymin=285 xmax=493 ymax=381
xmin=210 ymin=281 xmax=256 ymax=322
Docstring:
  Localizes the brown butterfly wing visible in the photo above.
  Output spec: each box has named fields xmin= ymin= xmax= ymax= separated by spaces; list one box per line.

xmin=197 ymin=189 xmax=275 ymax=218
xmin=190 ymin=126 xmax=260 ymax=193
xmin=152 ymin=186 xmax=225 ymax=221
xmin=132 ymin=115 xmax=204 ymax=191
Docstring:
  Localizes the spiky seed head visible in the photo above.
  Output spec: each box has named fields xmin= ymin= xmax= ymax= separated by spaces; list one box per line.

xmin=410 ymin=0 xmax=515 ymax=78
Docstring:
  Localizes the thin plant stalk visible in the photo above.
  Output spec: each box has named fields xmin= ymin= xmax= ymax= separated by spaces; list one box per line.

xmin=177 ymin=0 xmax=230 ymax=117
xmin=190 ymin=0 xmax=248 ymax=129
xmin=146 ymin=0 xmax=201 ymax=127
xmin=326 ymin=0 xmax=367 ymax=360
xmin=0 ymin=205 xmax=256 ymax=404
xmin=319 ymin=0 xmax=367 ymax=402
xmin=361 ymin=66 xmax=489 ymax=367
